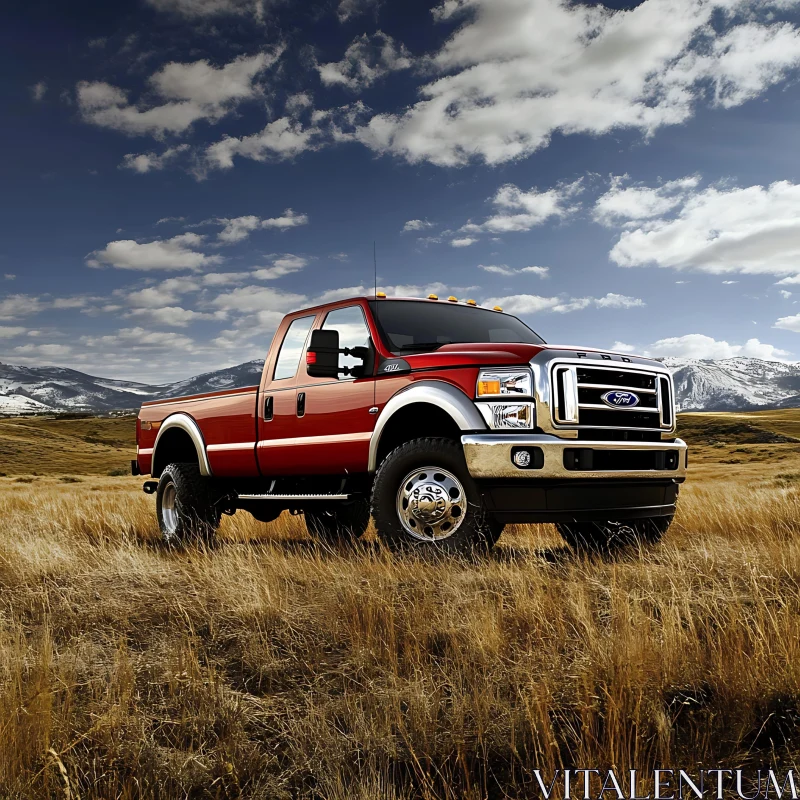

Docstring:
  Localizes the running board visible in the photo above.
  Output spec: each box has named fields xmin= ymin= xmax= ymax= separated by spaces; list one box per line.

xmin=237 ymin=493 xmax=352 ymax=501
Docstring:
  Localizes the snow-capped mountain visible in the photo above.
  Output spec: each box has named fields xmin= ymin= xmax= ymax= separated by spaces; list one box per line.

xmin=661 ymin=357 xmax=800 ymax=411
xmin=0 ymin=360 xmax=265 ymax=415
xmin=0 ymin=357 xmax=798 ymax=414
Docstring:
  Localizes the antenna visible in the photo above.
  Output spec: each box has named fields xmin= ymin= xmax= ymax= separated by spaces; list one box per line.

xmin=373 ymin=241 xmax=377 ymax=299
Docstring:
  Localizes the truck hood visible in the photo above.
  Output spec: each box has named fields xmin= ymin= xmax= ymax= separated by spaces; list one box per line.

xmin=401 ymin=343 xmax=657 ymax=370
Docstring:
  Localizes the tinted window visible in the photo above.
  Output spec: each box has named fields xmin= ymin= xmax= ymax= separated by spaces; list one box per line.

xmin=369 ymin=300 xmax=544 ymax=353
xmin=273 ymin=316 xmax=314 ymax=380
xmin=322 ymin=305 xmax=371 ymax=375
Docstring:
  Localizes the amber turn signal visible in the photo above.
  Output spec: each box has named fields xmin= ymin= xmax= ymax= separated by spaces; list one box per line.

xmin=477 ymin=380 xmax=501 ymax=396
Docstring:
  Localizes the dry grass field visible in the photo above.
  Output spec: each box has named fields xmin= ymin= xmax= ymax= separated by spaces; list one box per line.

xmin=0 ymin=411 xmax=799 ymax=798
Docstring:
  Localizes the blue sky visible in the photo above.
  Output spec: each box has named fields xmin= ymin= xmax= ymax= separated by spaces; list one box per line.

xmin=2 ymin=0 xmax=800 ymax=381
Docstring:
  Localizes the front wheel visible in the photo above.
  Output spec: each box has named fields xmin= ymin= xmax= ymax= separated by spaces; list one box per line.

xmin=371 ymin=438 xmax=502 ymax=555
xmin=156 ymin=462 xmax=220 ymax=546
xmin=556 ymin=515 xmax=673 ymax=553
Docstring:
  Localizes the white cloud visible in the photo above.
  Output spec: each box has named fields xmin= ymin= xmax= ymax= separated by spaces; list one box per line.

xmin=460 ymin=180 xmax=581 ymax=235
xmin=482 ymin=292 xmax=644 ymax=315
xmin=355 ymin=0 xmax=800 ymax=167
xmin=30 ymin=81 xmax=47 ymax=101
xmin=337 ymin=0 xmax=379 ymax=22
xmin=87 ymin=233 xmax=223 ymax=271
xmin=14 ymin=343 xmax=73 ymax=358
xmin=722 ymin=280 xmax=739 ymax=284
xmin=205 ymin=117 xmax=318 ymax=169
xmin=780 ymin=290 xmax=793 ymax=299
xmin=608 ymin=179 xmax=800 ymax=276
xmin=81 ymin=326 xmax=194 ymax=350
xmin=4 ymin=274 xmax=16 ymax=281
xmin=646 ymin=334 xmax=790 ymax=360
xmin=144 ymin=0 xmax=267 ymax=19
xmin=214 ymin=210 xmax=309 ymax=243
xmin=479 ymin=264 xmax=549 ymax=278
xmin=775 ymin=314 xmax=800 ymax=333
xmin=77 ymin=52 xmax=279 ymax=138
xmin=124 ymin=306 xmax=219 ymax=328
xmin=121 ymin=145 xmax=190 ymax=173
xmin=0 ymin=295 xmax=45 ymax=320
xmin=210 ymin=285 xmax=306 ymax=315
xmin=594 ymin=175 xmax=700 ymax=227
xmin=611 ymin=341 xmax=637 ymax=353
xmin=317 ymin=32 xmax=412 ymax=91
xmin=451 ymin=237 xmax=477 ymax=247
xmin=0 ymin=326 xmax=26 ymax=338
xmin=403 ymin=219 xmax=434 ymax=232
xmin=252 ymin=255 xmax=308 ymax=280
xmin=156 ymin=216 xmax=187 ymax=225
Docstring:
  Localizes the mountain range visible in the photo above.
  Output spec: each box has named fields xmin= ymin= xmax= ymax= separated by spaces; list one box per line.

xmin=0 ymin=357 xmax=798 ymax=415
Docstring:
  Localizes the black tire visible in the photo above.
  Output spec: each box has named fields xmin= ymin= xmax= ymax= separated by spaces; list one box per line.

xmin=371 ymin=437 xmax=502 ymax=555
xmin=156 ymin=462 xmax=221 ymax=546
xmin=305 ymin=499 xmax=370 ymax=543
xmin=556 ymin=515 xmax=673 ymax=553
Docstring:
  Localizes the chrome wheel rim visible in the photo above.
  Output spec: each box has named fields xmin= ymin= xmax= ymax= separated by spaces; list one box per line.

xmin=396 ymin=466 xmax=466 ymax=541
xmin=161 ymin=481 xmax=179 ymax=538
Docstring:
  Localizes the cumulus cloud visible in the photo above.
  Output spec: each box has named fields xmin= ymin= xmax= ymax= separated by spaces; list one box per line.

xmin=87 ymin=233 xmax=223 ymax=271
xmin=144 ymin=0 xmax=267 ymax=19
xmin=451 ymin=237 xmax=477 ymax=247
xmin=124 ymin=306 xmax=220 ymax=328
xmin=0 ymin=326 xmax=26 ymax=338
xmin=479 ymin=265 xmax=549 ymax=278
xmin=77 ymin=51 xmax=280 ymax=138
xmin=215 ymin=210 xmax=308 ymax=243
xmin=355 ymin=0 xmax=800 ymax=166
xmin=14 ymin=343 xmax=72 ymax=359
xmin=317 ymin=32 xmax=412 ymax=91
xmin=337 ymin=0 xmax=379 ymax=22
xmin=774 ymin=314 xmax=800 ymax=333
xmin=482 ymin=292 xmax=644 ymax=315
xmin=30 ymin=81 xmax=47 ymax=101
xmin=606 ymin=178 xmax=800 ymax=276
xmin=0 ymin=295 xmax=45 ymax=320
xmin=252 ymin=255 xmax=308 ymax=280
xmin=646 ymin=334 xmax=790 ymax=360
xmin=594 ymin=175 xmax=700 ymax=227
xmin=402 ymin=219 xmax=434 ymax=232
xmin=81 ymin=326 xmax=195 ymax=350
xmin=460 ymin=180 xmax=581 ymax=236
xmin=121 ymin=145 xmax=190 ymax=173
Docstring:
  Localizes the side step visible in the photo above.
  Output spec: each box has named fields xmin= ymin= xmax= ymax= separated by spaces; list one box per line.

xmin=237 ymin=493 xmax=352 ymax=501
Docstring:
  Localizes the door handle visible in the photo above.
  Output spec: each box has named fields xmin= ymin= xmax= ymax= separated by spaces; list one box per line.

xmin=263 ymin=395 xmax=273 ymax=421
xmin=296 ymin=391 xmax=306 ymax=418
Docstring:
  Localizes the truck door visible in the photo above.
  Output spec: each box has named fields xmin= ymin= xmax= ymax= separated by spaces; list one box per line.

xmin=290 ymin=304 xmax=377 ymax=475
xmin=256 ymin=314 xmax=315 ymax=476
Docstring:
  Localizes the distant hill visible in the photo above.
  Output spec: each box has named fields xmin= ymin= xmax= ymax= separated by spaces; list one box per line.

xmin=0 ymin=356 xmax=798 ymax=414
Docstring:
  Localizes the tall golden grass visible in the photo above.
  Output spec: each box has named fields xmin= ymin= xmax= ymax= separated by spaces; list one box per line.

xmin=1 ymin=462 xmax=799 ymax=798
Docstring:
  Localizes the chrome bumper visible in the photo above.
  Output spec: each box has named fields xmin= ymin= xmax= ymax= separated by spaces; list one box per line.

xmin=461 ymin=434 xmax=688 ymax=480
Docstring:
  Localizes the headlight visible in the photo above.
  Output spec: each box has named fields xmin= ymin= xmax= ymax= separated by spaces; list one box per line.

xmin=476 ymin=368 xmax=532 ymax=397
xmin=476 ymin=402 xmax=535 ymax=430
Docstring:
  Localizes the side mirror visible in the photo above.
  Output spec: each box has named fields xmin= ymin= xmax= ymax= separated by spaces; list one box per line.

xmin=306 ymin=329 xmax=340 ymax=378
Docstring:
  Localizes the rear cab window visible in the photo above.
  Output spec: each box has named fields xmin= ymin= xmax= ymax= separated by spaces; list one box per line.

xmin=273 ymin=315 xmax=315 ymax=381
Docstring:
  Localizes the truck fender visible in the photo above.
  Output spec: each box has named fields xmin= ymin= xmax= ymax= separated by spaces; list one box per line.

xmin=152 ymin=413 xmax=213 ymax=477
xmin=368 ymin=380 xmax=486 ymax=472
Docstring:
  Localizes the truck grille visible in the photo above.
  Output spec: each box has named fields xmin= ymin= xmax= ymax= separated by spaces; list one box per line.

xmin=552 ymin=363 xmax=673 ymax=432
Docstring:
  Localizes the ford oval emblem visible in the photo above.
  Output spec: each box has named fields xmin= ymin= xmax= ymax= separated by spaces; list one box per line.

xmin=601 ymin=390 xmax=640 ymax=408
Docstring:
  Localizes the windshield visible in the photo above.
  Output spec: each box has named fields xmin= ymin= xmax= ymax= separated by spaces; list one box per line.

xmin=368 ymin=300 xmax=545 ymax=354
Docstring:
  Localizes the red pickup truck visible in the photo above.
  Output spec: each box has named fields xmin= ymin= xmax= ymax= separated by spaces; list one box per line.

xmin=134 ymin=294 xmax=687 ymax=553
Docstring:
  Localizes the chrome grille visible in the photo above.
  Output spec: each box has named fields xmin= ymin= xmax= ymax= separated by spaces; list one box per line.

xmin=552 ymin=362 xmax=673 ymax=432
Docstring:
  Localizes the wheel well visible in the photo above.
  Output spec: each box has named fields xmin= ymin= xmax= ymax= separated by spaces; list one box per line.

xmin=152 ymin=428 xmax=200 ymax=477
xmin=375 ymin=403 xmax=463 ymax=468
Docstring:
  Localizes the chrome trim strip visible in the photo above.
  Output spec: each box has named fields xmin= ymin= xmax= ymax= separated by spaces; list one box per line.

xmin=152 ymin=413 xmax=213 ymax=477
xmin=207 ymin=442 xmax=256 ymax=452
xmin=578 ymin=403 xmax=659 ymax=412
xmin=461 ymin=433 xmax=687 ymax=480
xmin=368 ymin=380 xmax=487 ymax=472
xmin=579 ymin=383 xmax=658 ymax=393
xmin=258 ymin=432 xmax=372 ymax=449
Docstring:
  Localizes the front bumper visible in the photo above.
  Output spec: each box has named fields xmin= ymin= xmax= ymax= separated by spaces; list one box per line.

xmin=461 ymin=433 xmax=688 ymax=480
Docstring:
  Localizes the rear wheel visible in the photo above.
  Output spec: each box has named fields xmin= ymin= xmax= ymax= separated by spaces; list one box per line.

xmin=556 ymin=515 xmax=673 ymax=553
xmin=305 ymin=499 xmax=370 ymax=543
xmin=371 ymin=438 xmax=502 ymax=555
xmin=156 ymin=462 xmax=220 ymax=546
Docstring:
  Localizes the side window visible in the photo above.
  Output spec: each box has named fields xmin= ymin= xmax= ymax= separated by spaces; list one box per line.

xmin=322 ymin=306 xmax=371 ymax=376
xmin=273 ymin=316 xmax=314 ymax=380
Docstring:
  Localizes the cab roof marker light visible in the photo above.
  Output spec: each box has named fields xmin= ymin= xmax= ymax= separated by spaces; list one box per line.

xmin=466 ymin=299 xmax=477 ymax=306
xmin=493 ymin=305 xmax=503 ymax=312
xmin=428 ymin=294 xmax=439 ymax=300
xmin=447 ymin=296 xmax=458 ymax=302
xmin=376 ymin=291 xmax=386 ymax=298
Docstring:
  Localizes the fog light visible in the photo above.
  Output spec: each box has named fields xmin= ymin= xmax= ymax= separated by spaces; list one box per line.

xmin=512 ymin=449 xmax=531 ymax=467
